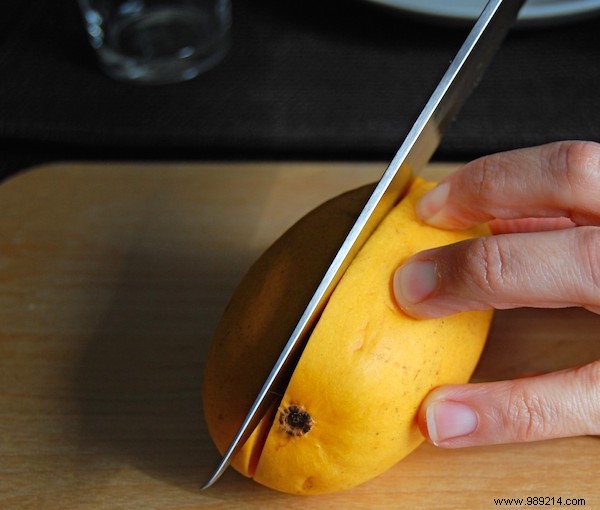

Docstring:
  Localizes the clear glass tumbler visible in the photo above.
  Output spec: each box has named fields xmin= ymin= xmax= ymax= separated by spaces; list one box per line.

xmin=77 ymin=0 xmax=231 ymax=84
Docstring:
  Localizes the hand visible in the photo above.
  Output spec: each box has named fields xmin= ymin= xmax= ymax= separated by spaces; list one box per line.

xmin=393 ymin=140 xmax=600 ymax=447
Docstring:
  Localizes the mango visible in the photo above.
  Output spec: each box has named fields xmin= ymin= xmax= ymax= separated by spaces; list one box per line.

xmin=202 ymin=179 xmax=493 ymax=495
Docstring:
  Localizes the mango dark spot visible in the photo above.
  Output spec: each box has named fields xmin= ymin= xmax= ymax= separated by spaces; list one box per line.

xmin=302 ymin=476 xmax=315 ymax=491
xmin=279 ymin=405 xmax=313 ymax=436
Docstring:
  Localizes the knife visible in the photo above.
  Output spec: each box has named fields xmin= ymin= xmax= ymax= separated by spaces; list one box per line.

xmin=202 ymin=0 xmax=525 ymax=490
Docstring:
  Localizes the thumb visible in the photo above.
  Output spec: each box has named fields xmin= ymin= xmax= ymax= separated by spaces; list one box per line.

xmin=418 ymin=361 xmax=600 ymax=447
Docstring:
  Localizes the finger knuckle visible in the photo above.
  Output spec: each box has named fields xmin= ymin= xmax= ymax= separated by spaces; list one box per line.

xmin=465 ymin=237 xmax=512 ymax=296
xmin=573 ymin=227 xmax=600 ymax=302
xmin=556 ymin=140 xmax=600 ymax=197
xmin=581 ymin=359 xmax=600 ymax=390
xmin=582 ymin=362 xmax=600 ymax=406
xmin=474 ymin=153 xmax=506 ymax=197
xmin=573 ymin=360 xmax=600 ymax=422
xmin=504 ymin=386 xmax=555 ymax=441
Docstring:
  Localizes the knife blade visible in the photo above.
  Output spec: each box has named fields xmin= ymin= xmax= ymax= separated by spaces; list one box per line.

xmin=202 ymin=0 xmax=525 ymax=490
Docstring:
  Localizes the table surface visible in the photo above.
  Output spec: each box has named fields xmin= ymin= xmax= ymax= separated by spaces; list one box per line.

xmin=1 ymin=162 xmax=599 ymax=509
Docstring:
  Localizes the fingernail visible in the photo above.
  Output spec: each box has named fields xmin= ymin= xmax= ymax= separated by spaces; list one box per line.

xmin=417 ymin=182 xmax=450 ymax=225
xmin=426 ymin=401 xmax=478 ymax=445
xmin=393 ymin=260 xmax=438 ymax=306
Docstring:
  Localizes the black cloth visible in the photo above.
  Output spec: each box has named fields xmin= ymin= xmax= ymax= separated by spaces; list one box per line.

xmin=1 ymin=0 xmax=600 ymax=181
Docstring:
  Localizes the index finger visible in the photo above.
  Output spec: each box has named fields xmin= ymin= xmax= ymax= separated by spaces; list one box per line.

xmin=419 ymin=141 xmax=600 ymax=230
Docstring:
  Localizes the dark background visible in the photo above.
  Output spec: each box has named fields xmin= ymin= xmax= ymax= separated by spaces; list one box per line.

xmin=1 ymin=0 xmax=599 ymax=182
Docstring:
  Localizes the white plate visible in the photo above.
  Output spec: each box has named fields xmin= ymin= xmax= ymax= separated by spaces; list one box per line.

xmin=364 ymin=0 xmax=600 ymax=27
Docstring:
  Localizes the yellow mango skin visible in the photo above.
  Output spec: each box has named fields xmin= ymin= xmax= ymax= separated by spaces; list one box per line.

xmin=203 ymin=179 xmax=493 ymax=494
xmin=253 ymin=181 xmax=493 ymax=494
xmin=203 ymin=184 xmax=376 ymax=476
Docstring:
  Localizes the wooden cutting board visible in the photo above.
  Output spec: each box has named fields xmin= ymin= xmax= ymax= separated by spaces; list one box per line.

xmin=1 ymin=162 xmax=598 ymax=509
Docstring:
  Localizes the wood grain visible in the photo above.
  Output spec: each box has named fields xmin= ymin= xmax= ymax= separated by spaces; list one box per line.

xmin=1 ymin=162 xmax=598 ymax=509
